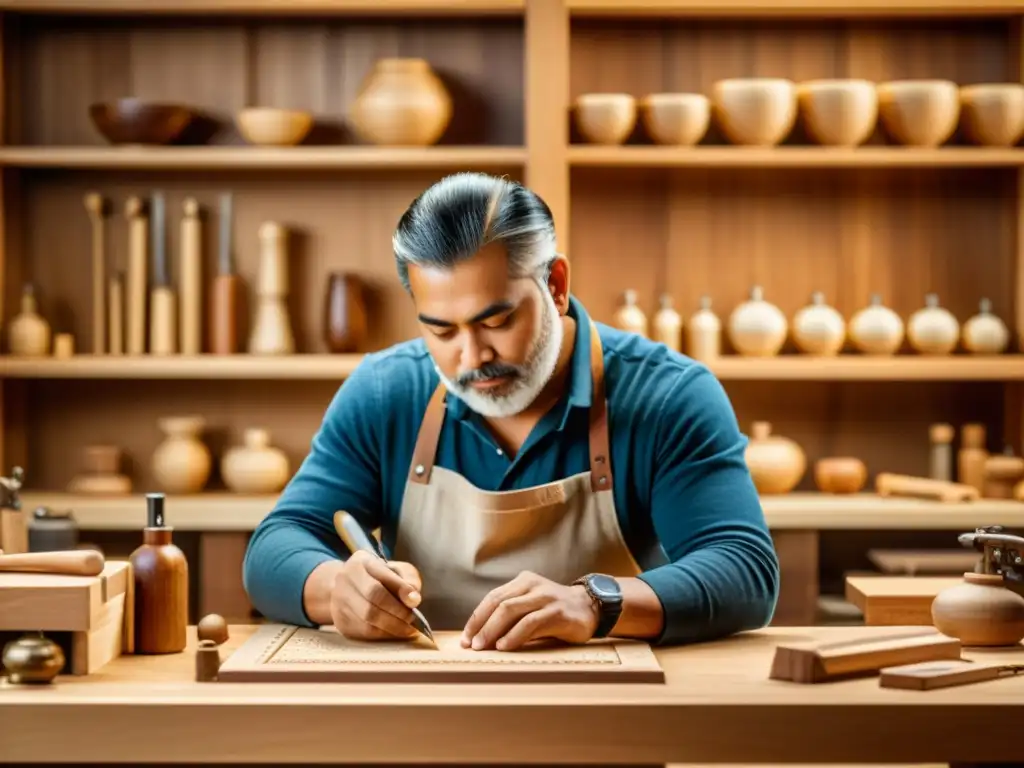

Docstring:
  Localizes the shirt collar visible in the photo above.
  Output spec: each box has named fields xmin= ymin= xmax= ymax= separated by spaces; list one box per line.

xmin=442 ymin=293 xmax=595 ymax=422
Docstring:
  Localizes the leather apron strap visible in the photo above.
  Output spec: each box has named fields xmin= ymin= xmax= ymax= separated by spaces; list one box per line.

xmin=408 ymin=319 xmax=611 ymax=493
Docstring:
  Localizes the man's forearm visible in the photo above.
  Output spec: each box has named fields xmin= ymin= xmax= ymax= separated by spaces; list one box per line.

xmin=611 ymin=577 xmax=665 ymax=639
xmin=303 ymin=559 xmax=345 ymax=626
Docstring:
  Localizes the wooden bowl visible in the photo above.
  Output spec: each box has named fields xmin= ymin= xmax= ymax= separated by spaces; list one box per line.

xmin=798 ymin=79 xmax=878 ymax=147
xmin=712 ymin=78 xmax=797 ymax=146
xmin=877 ymin=79 xmax=960 ymax=147
xmin=814 ymin=457 xmax=867 ymax=494
xmin=89 ymin=99 xmax=195 ymax=145
xmin=573 ymin=93 xmax=637 ymax=145
xmin=639 ymin=93 xmax=710 ymax=146
xmin=236 ymin=107 xmax=313 ymax=146
xmin=960 ymin=83 xmax=1024 ymax=147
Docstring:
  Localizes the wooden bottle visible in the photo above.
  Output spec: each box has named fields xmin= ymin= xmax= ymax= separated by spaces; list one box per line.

xmin=929 ymin=423 xmax=954 ymax=482
xmin=686 ymin=295 xmax=720 ymax=361
xmin=179 ymin=199 xmax=202 ymax=355
xmin=248 ymin=222 xmax=295 ymax=355
xmin=129 ymin=492 xmax=188 ymax=654
xmin=958 ymin=423 xmax=988 ymax=493
xmin=7 ymin=284 xmax=51 ymax=357
xmin=652 ymin=293 xmax=683 ymax=351
xmin=324 ymin=272 xmax=369 ymax=353
xmin=612 ymin=289 xmax=648 ymax=337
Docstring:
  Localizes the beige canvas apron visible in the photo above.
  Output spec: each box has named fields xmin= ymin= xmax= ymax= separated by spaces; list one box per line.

xmin=392 ymin=320 xmax=644 ymax=631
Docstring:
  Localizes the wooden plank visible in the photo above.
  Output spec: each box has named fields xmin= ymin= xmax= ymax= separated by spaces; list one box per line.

xmin=6 ymin=354 xmax=1024 ymax=381
xmin=0 ymin=0 xmax=524 ymax=14
xmin=568 ymin=0 xmax=1024 ymax=16
xmin=0 ymin=146 xmax=526 ymax=170
xmin=569 ymin=146 xmax=1024 ymax=168
xmin=18 ymin=491 xmax=1024 ymax=532
xmin=525 ymin=0 xmax=570 ymax=254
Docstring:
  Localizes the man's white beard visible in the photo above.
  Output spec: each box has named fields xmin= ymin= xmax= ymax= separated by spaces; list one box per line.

xmin=434 ymin=287 xmax=564 ymax=419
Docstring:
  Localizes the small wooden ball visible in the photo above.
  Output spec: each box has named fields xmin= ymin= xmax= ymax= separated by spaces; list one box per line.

xmin=197 ymin=614 xmax=228 ymax=645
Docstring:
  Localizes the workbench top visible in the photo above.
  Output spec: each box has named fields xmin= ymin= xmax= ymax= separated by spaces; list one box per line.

xmin=1 ymin=624 xmax=1021 ymax=765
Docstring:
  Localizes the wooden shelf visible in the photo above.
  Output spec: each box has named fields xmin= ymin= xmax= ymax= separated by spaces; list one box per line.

xmin=0 ymin=146 xmax=527 ymax=171
xmin=20 ymin=491 xmax=1024 ymax=532
xmin=0 ymin=354 xmax=365 ymax=379
xmin=3 ymin=354 xmax=1022 ymax=381
xmin=707 ymin=356 xmax=1024 ymax=381
xmin=0 ymin=0 xmax=523 ymax=15
xmin=569 ymin=146 xmax=1024 ymax=169
xmin=568 ymin=0 xmax=1024 ymax=17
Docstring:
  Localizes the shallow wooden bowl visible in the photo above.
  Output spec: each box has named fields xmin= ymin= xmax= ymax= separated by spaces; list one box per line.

xmin=573 ymin=93 xmax=637 ymax=145
xmin=960 ymin=83 xmax=1024 ymax=147
xmin=639 ymin=93 xmax=710 ymax=146
xmin=798 ymin=79 xmax=878 ymax=147
xmin=89 ymin=99 xmax=195 ymax=145
xmin=877 ymin=79 xmax=960 ymax=147
xmin=712 ymin=78 xmax=797 ymax=146
xmin=236 ymin=107 xmax=313 ymax=146
xmin=814 ymin=457 xmax=868 ymax=494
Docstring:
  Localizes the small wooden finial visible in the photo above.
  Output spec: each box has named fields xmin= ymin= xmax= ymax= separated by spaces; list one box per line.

xmin=125 ymin=196 xmax=144 ymax=219
xmin=195 ymin=639 xmax=221 ymax=683
xmin=183 ymin=198 xmax=199 ymax=218
xmin=84 ymin=191 xmax=106 ymax=219
xmin=197 ymin=613 xmax=229 ymax=645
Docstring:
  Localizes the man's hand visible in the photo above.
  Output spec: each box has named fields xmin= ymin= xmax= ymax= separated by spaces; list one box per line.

xmin=329 ymin=550 xmax=424 ymax=641
xmin=460 ymin=570 xmax=600 ymax=651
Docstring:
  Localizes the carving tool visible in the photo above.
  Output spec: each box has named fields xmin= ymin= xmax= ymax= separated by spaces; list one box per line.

xmin=125 ymin=196 xmax=149 ymax=355
xmin=148 ymin=191 xmax=177 ymax=355
xmin=84 ymin=192 xmax=108 ymax=355
xmin=0 ymin=548 xmax=104 ymax=576
xmin=332 ymin=510 xmax=436 ymax=647
xmin=210 ymin=192 xmax=240 ymax=354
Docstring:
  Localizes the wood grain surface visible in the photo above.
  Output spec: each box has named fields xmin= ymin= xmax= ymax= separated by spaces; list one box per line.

xmin=0 ymin=623 xmax=1021 ymax=764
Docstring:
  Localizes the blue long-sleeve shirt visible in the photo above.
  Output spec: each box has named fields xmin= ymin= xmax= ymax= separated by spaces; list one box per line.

xmin=243 ymin=294 xmax=780 ymax=645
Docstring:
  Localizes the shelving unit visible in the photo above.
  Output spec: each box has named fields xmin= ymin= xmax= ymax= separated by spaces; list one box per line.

xmin=3 ymin=0 xmax=1024 ymax=626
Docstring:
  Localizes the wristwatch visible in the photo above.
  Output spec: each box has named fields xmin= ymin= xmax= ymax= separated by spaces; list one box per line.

xmin=573 ymin=573 xmax=623 ymax=639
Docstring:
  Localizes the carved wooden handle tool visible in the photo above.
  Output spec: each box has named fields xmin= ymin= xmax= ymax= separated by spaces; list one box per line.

xmin=0 ymin=548 xmax=105 ymax=576
xmin=125 ymin=197 xmax=149 ymax=355
xmin=85 ymin=192 xmax=108 ymax=355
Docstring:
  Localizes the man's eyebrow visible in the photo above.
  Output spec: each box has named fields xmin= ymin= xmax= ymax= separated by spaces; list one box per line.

xmin=418 ymin=301 xmax=515 ymax=327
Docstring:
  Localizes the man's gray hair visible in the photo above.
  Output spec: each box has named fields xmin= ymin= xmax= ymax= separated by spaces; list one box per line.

xmin=392 ymin=172 xmax=557 ymax=292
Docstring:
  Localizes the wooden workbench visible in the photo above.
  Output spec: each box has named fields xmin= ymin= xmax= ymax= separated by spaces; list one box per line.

xmin=0 ymin=624 xmax=1021 ymax=765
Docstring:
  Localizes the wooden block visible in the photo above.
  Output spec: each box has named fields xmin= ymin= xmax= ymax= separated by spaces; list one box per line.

xmin=769 ymin=629 xmax=962 ymax=683
xmin=879 ymin=659 xmax=1024 ymax=690
xmin=217 ymin=625 xmax=666 ymax=684
xmin=844 ymin=575 xmax=960 ymax=626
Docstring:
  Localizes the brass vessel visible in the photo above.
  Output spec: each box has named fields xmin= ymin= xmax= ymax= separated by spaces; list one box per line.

xmin=1 ymin=631 xmax=65 ymax=683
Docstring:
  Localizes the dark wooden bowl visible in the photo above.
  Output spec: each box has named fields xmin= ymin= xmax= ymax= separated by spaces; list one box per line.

xmin=89 ymin=99 xmax=195 ymax=144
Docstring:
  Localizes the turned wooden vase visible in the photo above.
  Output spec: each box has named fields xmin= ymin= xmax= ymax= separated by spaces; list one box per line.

xmin=351 ymin=58 xmax=452 ymax=147
xmin=745 ymin=421 xmax=806 ymax=494
xmin=221 ymin=428 xmax=290 ymax=494
xmin=152 ymin=416 xmax=211 ymax=494
xmin=931 ymin=572 xmax=1024 ymax=646
xmin=324 ymin=272 xmax=369 ymax=353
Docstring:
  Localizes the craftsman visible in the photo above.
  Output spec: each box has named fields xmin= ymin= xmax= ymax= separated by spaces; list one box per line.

xmin=243 ymin=172 xmax=780 ymax=650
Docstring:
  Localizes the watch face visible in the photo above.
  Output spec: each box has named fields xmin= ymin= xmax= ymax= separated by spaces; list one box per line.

xmin=588 ymin=574 xmax=620 ymax=599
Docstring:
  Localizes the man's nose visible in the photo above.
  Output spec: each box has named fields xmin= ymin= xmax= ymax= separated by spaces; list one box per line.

xmin=460 ymin=330 xmax=494 ymax=371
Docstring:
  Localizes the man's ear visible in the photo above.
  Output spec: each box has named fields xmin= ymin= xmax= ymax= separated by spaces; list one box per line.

xmin=546 ymin=256 xmax=571 ymax=314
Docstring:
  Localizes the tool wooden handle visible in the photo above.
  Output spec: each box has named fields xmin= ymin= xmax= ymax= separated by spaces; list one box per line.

xmin=210 ymin=274 xmax=240 ymax=354
xmin=180 ymin=199 xmax=202 ymax=355
xmin=0 ymin=548 xmax=105 ymax=576
xmin=150 ymin=286 xmax=177 ymax=356
xmin=108 ymin=274 xmax=124 ymax=355
xmin=126 ymin=198 xmax=148 ymax=355
xmin=875 ymin=472 xmax=981 ymax=502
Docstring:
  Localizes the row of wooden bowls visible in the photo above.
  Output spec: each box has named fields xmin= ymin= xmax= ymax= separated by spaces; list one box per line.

xmin=574 ymin=78 xmax=1024 ymax=148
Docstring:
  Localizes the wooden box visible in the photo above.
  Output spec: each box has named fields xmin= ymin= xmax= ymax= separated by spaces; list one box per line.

xmin=0 ymin=560 xmax=134 ymax=675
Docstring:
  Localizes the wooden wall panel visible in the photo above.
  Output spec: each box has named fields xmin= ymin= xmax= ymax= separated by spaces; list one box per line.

xmin=15 ymin=15 xmax=524 ymax=146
